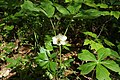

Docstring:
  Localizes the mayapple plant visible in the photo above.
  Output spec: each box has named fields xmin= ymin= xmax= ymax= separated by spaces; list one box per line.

xmin=52 ymin=33 xmax=68 ymax=66
xmin=35 ymin=34 xmax=70 ymax=79
xmin=78 ymin=31 xmax=120 ymax=80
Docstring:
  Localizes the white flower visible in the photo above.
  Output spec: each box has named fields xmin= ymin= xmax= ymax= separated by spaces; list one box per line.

xmin=52 ymin=34 xmax=67 ymax=45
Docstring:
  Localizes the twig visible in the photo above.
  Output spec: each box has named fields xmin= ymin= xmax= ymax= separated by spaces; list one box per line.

xmin=97 ymin=18 xmax=112 ymax=38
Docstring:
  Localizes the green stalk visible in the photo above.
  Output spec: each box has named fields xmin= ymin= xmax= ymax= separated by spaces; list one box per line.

xmin=59 ymin=45 xmax=62 ymax=66
xmin=50 ymin=19 xmax=56 ymax=36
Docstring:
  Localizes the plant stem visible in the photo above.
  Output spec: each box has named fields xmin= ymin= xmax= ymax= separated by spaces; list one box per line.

xmin=64 ymin=25 xmax=69 ymax=35
xmin=50 ymin=19 xmax=56 ymax=36
xmin=59 ymin=45 xmax=62 ymax=66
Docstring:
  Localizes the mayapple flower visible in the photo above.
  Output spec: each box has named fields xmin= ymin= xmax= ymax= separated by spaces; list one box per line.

xmin=52 ymin=34 xmax=67 ymax=45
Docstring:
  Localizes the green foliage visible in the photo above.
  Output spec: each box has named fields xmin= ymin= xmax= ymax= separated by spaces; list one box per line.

xmin=78 ymin=32 xmax=120 ymax=80
xmin=78 ymin=50 xmax=96 ymax=61
xmin=35 ymin=47 xmax=57 ymax=73
xmin=0 ymin=0 xmax=120 ymax=80
xmin=54 ymin=3 xmax=70 ymax=15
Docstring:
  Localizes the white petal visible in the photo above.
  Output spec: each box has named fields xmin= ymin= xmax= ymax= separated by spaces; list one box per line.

xmin=61 ymin=35 xmax=67 ymax=41
xmin=52 ymin=37 xmax=58 ymax=44
xmin=60 ymin=41 xmax=67 ymax=45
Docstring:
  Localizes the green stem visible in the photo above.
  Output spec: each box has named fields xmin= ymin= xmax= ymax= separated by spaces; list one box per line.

xmin=64 ymin=25 xmax=69 ymax=35
xmin=59 ymin=45 xmax=62 ymax=66
xmin=64 ymin=19 xmax=72 ymax=35
xmin=50 ymin=19 xmax=56 ymax=36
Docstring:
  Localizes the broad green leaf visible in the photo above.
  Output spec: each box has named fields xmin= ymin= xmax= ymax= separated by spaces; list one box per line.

xmin=83 ymin=0 xmax=96 ymax=8
xmin=67 ymin=3 xmax=81 ymax=14
xmin=84 ymin=2 xmax=96 ymax=8
xmin=97 ymin=3 xmax=108 ymax=8
xmin=49 ymin=61 xmax=57 ymax=72
xmin=96 ymin=64 xmax=111 ymax=80
xmin=90 ymin=41 xmax=104 ymax=51
xmin=45 ymin=41 xmax=53 ymax=51
xmin=104 ymin=39 xmax=115 ymax=47
xmin=101 ymin=11 xmax=110 ymax=16
xmin=78 ymin=50 xmax=96 ymax=61
xmin=111 ymin=11 xmax=120 ymax=19
xmin=21 ymin=0 xmax=39 ymax=12
xmin=37 ymin=59 xmax=49 ymax=68
xmin=110 ymin=49 xmax=120 ymax=59
xmin=78 ymin=62 xmax=96 ymax=75
xmin=74 ymin=9 xmax=101 ymax=19
xmin=37 ymin=52 xmax=48 ymax=60
xmin=83 ymin=32 xmax=97 ymax=38
xmin=40 ymin=47 xmax=46 ymax=54
xmin=101 ymin=60 xmax=120 ymax=75
xmin=44 ymin=35 xmax=53 ymax=51
xmin=65 ymin=0 xmax=72 ymax=3
xmin=97 ymin=48 xmax=111 ymax=61
xmin=84 ymin=39 xmax=91 ymax=46
xmin=4 ymin=25 xmax=14 ymax=31
xmin=67 ymin=5 xmax=75 ymax=14
xmin=40 ymin=1 xmax=55 ymax=18
xmin=50 ymin=53 xmax=57 ymax=59
xmin=35 ymin=53 xmax=49 ymax=68
xmin=54 ymin=3 xmax=70 ymax=15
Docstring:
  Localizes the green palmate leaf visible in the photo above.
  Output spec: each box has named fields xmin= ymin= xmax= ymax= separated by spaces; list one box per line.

xmin=49 ymin=61 xmax=57 ymax=72
xmin=78 ymin=62 xmax=96 ymax=75
xmin=78 ymin=50 xmax=96 ymax=61
xmin=104 ymin=39 xmax=115 ymax=47
xmin=97 ymin=3 xmax=108 ymax=8
xmin=40 ymin=1 xmax=55 ymax=18
xmin=101 ymin=60 xmax=120 ymax=75
xmin=90 ymin=41 xmax=104 ymax=51
xmin=96 ymin=64 xmax=111 ymax=80
xmin=83 ymin=31 xmax=97 ymax=38
xmin=54 ymin=3 xmax=70 ymax=15
xmin=97 ymin=48 xmax=111 ymax=61
xmin=110 ymin=11 xmax=120 ymax=19
xmin=21 ymin=0 xmax=39 ymax=12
